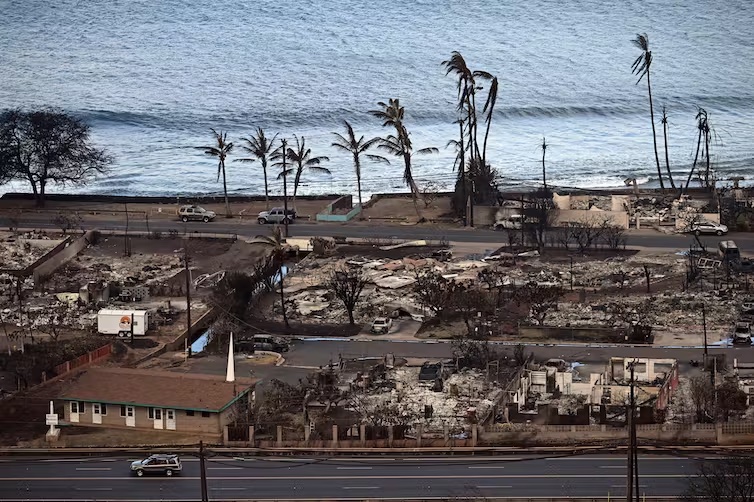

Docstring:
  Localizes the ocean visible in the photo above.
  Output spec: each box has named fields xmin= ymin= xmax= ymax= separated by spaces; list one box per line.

xmin=1 ymin=0 xmax=753 ymax=198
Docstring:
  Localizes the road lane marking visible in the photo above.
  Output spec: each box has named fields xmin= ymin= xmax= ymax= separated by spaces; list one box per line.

xmin=342 ymin=486 xmax=380 ymax=490
xmin=208 ymin=467 xmax=243 ymax=470
xmin=337 ymin=467 xmax=373 ymax=470
xmin=0 ymin=474 xmax=698 ymax=481
xmin=75 ymin=467 xmax=111 ymax=471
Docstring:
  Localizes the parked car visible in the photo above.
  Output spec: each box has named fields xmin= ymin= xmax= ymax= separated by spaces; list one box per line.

xmin=178 ymin=205 xmax=216 ymax=223
xmin=236 ymin=334 xmax=290 ymax=353
xmin=689 ymin=221 xmax=728 ymax=236
xmin=733 ymin=322 xmax=752 ymax=345
xmin=371 ymin=317 xmax=393 ymax=334
xmin=257 ymin=207 xmax=297 ymax=224
xmin=130 ymin=454 xmax=182 ymax=477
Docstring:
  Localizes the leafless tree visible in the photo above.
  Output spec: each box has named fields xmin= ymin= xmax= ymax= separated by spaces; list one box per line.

xmin=688 ymin=375 xmax=714 ymax=423
xmin=683 ymin=456 xmax=754 ymax=501
xmin=523 ymin=189 xmax=557 ymax=252
xmin=518 ymin=282 xmax=563 ymax=325
xmin=716 ymin=381 xmax=748 ymax=422
xmin=420 ymin=180 xmax=443 ymax=208
xmin=52 ymin=212 xmax=82 ymax=235
xmin=413 ymin=271 xmax=463 ymax=319
xmin=601 ymin=224 xmax=627 ymax=250
xmin=327 ymin=267 xmax=368 ymax=324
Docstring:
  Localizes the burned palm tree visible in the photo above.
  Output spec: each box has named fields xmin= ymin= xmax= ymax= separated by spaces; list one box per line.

xmin=331 ymin=120 xmax=388 ymax=207
xmin=631 ymin=33 xmax=669 ymax=190
xmin=684 ymin=108 xmax=708 ymax=192
xmin=442 ymin=52 xmax=500 ymax=218
xmin=540 ymin=137 xmax=548 ymax=192
xmin=660 ymin=106 xmax=674 ymax=189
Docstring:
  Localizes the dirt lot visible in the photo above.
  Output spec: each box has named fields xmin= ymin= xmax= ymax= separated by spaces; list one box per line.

xmin=359 ymin=195 xmax=454 ymax=224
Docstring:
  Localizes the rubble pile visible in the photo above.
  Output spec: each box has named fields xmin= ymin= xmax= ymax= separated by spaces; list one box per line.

xmin=51 ymin=251 xmax=182 ymax=291
xmin=550 ymin=292 xmax=736 ymax=329
xmin=569 ymin=196 xmax=613 ymax=211
xmin=354 ymin=367 xmax=501 ymax=428
xmin=0 ymin=232 xmax=64 ymax=271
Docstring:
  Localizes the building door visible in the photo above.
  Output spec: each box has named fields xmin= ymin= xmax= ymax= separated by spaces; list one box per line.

xmin=153 ymin=408 xmax=163 ymax=429
xmin=92 ymin=403 xmax=103 ymax=424
xmin=125 ymin=406 xmax=135 ymax=427
xmin=166 ymin=409 xmax=176 ymax=430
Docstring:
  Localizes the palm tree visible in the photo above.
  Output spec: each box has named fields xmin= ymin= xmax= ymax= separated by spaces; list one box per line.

xmin=631 ymin=33 xmax=668 ymax=190
xmin=253 ymin=226 xmax=289 ymax=328
xmin=660 ymin=106 xmax=674 ymax=189
xmin=331 ymin=120 xmax=389 ymax=207
xmin=442 ymin=52 xmax=499 ymax=221
xmin=684 ymin=108 xmax=707 ymax=192
xmin=235 ymin=128 xmax=278 ymax=209
xmin=195 ymin=129 xmax=234 ymax=217
xmin=272 ymin=135 xmax=329 ymax=210
xmin=370 ymin=99 xmax=438 ymax=219
xmin=540 ymin=137 xmax=548 ymax=192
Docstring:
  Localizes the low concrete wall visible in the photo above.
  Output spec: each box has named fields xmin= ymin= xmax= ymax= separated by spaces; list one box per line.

xmin=553 ymin=209 xmax=629 ymax=229
xmin=32 ymin=230 xmax=97 ymax=287
xmin=480 ymin=423 xmax=719 ymax=445
xmin=166 ymin=306 xmax=219 ymax=351
xmin=518 ymin=325 xmax=626 ymax=343
xmin=316 ymin=195 xmax=362 ymax=222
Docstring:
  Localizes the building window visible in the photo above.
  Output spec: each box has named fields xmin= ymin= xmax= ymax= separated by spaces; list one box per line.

xmin=186 ymin=410 xmax=195 ymax=417
xmin=100 ymin=403 xmax=107 ymax=416
xmin=70 ymin=402 xmax=85 ymax=414
xmin=120 ymin=405 xmax=127 ymax=417
xmin=148 ymin=408 xmax=154 ymax=419
xmin=201 ymin=411 xmax=210 ymax=418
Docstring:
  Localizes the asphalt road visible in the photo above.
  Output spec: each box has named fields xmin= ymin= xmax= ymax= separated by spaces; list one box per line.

xmin=283 ymin=338 xmax=753 ymax=369
xmin=0 ymin=454 xmax=700 ymax=500
xmin=0 ymin=213 xmax=747 ymax=250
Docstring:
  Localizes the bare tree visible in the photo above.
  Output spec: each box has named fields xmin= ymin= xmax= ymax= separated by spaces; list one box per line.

xmin=716 ymin=381 xmax=747 ymax=422
xmin=413 ymin=271 xmax=462 ymax=319
xmin=327 ymin=267 xmax=368 ymax=324
xmin=519 ymin=282 xmax=563 ymax=326
xmin=420 ymin=180 xmax=442 ymax=208
xmin=601 ymin=224 xmax=627 ymax=250
xmin=688 ymin=375 xmax=714 ymax=423
xmin=683 ymin=456 xmax=754 ymax=502
xmin=52 ymin=212 xmax=82 ymax=235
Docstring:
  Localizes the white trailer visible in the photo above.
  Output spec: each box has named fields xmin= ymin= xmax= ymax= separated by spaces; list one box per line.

xmin=97 ymin=309 xmax=149 ymax=337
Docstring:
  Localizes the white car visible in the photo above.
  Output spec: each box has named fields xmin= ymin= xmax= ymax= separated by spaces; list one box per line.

xmin=371 ymin=317 xmax=393 ymax=334
xmin=689 ymin=221 xmax=728 ymax=236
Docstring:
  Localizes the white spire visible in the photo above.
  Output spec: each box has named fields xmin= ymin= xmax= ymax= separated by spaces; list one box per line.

xmin=225 ymin=332 xmax=235 ymax=382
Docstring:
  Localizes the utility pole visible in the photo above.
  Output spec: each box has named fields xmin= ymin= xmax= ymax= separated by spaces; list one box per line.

xmin=124 ymin=202 xmax=131 ymax=257
xmin=199 ymin=440 xmax=209 ymax=502
xmin=702 ymin=302 xmax=709 ymax=371
xmin=129 ymin=311 xmax=134 ymax=345
xmin=281 ymin=138 xmax=290 ymax=238
xmin=626 ymin=359 xmax=639 ymax=502
xmin=184 ymin=241 xmax=192 ymax=357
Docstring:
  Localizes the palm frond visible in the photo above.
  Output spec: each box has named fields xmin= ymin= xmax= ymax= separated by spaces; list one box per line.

xmin=365 ymin=154 xmax=390 ymax=164
xmin=415 ymin=147 xmax=439 ymax=155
